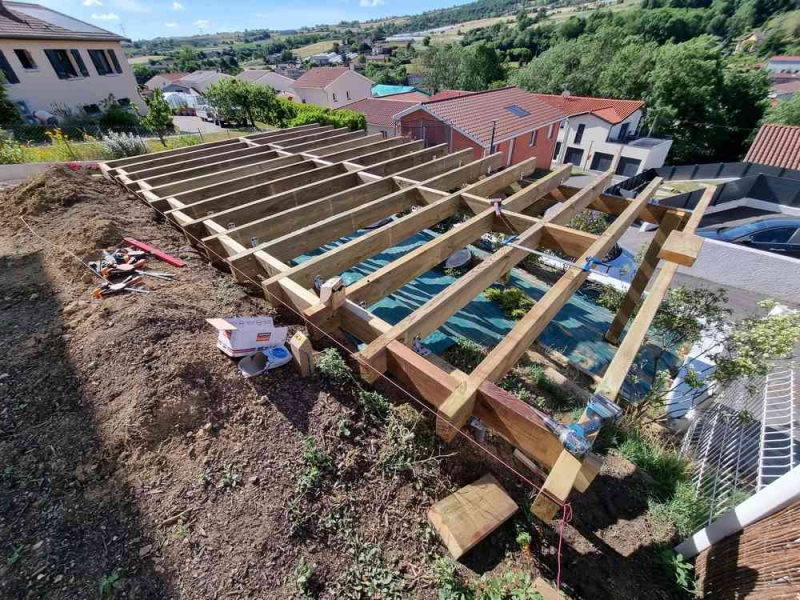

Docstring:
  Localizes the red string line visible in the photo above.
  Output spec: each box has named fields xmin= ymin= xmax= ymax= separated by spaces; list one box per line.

xmin=556 ymin=502 xmax=573 ymax=591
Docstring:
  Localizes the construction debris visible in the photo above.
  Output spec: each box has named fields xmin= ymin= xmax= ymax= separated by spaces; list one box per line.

xmin=206 ymin=316 xmax=288 ymax=358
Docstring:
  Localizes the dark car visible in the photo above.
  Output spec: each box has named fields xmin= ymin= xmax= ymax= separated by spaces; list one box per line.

xmin=697 ymin=217 xmax=800 ymax=257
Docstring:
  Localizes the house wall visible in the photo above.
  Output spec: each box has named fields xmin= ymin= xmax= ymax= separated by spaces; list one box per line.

xmin=767 ymin=59 xmax=800 ymax=74
xmin=291 ymin=71 xmax=372 ymax=109
xmin=0 ymin=38 xmax=145 ymax=116
xmin=366 ymin=122 xmax=394 ymax=137
xmin=255 ymin=72 xmax=294 ymax=93
xmin=145 ymin=75 xmax=171 ymax=91
xmin=398 ymin=108 xmax=559 ymax=167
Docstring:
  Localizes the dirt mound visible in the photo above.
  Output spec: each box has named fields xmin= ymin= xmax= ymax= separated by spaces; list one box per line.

xmin=0 ymin=165 xmax=110 ymax=220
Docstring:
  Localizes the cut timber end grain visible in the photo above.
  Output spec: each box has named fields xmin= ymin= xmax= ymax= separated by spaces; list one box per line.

xmin=427 ymin=473 xmax=518 ymax=560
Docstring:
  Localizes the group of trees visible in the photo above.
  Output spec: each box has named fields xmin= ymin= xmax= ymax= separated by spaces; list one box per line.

xmin=422 ymin=42 xmax=506 ymax=92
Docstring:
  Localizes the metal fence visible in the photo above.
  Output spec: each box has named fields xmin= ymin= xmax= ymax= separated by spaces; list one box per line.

xmin=681 ymin=358 xmax=799 ymax=523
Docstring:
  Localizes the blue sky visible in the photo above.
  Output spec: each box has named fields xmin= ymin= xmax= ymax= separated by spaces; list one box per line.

xmin=36 ymin=0 xmax=471 ymax=41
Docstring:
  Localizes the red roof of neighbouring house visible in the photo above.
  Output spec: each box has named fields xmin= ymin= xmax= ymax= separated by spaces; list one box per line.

xmin=340 ymin=97 xmax=419 ymax=127
xmin=400 ymin=86 xmax=565 ymax=147
xmin=533 ymin=93 xmax=644 ymax=124
xmin=380 ymin=91 xmax=430 ymax=102
xmin=292 ymin=67 xmax=351 ymax=89
xmin=745 ymin=124 xmax=800 ymax=170
xmin=772 ymin=81 xmax=800 ymax=95
xmin=160 ymin=72 xmax=190 ymax=81
xmin=770 ymin=55 xmax=800 ymax=62
xmin=428 ymin=89 xmax=476 ymax=102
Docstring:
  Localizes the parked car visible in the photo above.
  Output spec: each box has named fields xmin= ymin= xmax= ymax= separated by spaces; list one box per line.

xmin=697 ymin=217 xmax=800 ymax=257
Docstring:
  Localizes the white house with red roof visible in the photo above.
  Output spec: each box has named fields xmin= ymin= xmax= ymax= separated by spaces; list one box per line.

xmin=535 ymin=91 xmax=673 ymax=177
xmin=288 ymin=66 xmax=373 ymax=109
xmin=393 ymin=86 xmax=566 ymax=168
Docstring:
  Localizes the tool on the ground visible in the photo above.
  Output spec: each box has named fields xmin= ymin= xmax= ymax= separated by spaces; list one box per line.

xmin=92 ymin=275 xmax=148 ymax=298
xmin=123 ymin=237 xmax=185 ymax=267
xmin=533 ymin=392 xmax=623 ymax=458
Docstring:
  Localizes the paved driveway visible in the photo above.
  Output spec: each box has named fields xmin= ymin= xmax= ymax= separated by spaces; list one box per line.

xmin=173 ymin=115 xmax=224 ymax=133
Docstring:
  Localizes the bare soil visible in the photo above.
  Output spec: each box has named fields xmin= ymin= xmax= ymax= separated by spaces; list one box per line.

xmin=0 ymin=167 xmax=682 ymax=599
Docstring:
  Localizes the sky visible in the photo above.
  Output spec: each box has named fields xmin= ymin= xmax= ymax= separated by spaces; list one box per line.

xmin=34 ymin=0 xmax=472 ymax=41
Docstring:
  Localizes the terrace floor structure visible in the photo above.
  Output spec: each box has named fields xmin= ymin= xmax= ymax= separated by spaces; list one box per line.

xmin=99 ymin=123 xmax=714 ymax=522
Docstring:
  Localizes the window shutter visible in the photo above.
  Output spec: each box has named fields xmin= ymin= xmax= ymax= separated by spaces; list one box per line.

xmin=71 ymin=50 xmax=89 ymax=77
xmin=0 ymin=50 xmax=20 ymax=84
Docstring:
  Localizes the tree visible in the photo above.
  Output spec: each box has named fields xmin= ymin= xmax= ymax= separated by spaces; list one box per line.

xmin=141 ymin=88 xmax=175 ymax=146
xmin=175 ymin=46 xmax=200 ymax=72
xmin=132 ymin=64 xmax=158 ymax=85
xmin=422 ymin=36 xmax=431 ymax=47
xmin=280 ymin=48 xmax=294 ymax=62
xmin=0 ymin=73 xmax=20 ymax=128
xmin=421 ymin=44 xmax=463 ymax=93
xmin=764 ymin=93 xmax=800 ymax=126
xmin=204 ymin=78 xmax=282 ymax=128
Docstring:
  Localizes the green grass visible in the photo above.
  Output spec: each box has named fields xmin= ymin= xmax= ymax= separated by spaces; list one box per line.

xmin=294 ymin=39 xmax=342 ymax=59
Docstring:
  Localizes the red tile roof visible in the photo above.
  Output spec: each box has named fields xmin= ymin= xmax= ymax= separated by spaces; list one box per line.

xmin=0 ymin=2 xmax=124 ymax=40
xmin=340 ymin=97 xmax=419 ymax=127
xmin=380 ymin=91 xmax=430 ymax=102
xmin=411 ymin=86 xmax=565 ymax=147
xmin=533 ymin=93 xmax=644 ymax=124
xmin=770 ymin=55 xmax=800 ymax=62
xmin=160 ymin=72 xmax=190 ymax=81
xmin=428 ymin=90 xmax=476 ymax=102
xmin=745 ymin=124 xmax=800 ymax=170
xmin=292 ymin=67 xmax=350 ymax=89
xmin=772 ymin=81 xmax=800 ymax=95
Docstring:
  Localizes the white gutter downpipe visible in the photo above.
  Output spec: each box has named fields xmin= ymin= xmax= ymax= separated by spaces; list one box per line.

xmin=674 ymin=465 xmax=800 ymax=559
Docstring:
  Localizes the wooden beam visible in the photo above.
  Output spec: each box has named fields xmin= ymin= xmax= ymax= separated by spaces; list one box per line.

xmin=359 ymin=144 xmax=449 ymax=177
xmin=498 ymin=212 xmax=599 ymax=258
xmin=272 ymin=129 xmax=364 ymax=153
xmin=558 ymin=185 xmax=681 ymax=225
xmin=390 ymin=148 xmax=473 ymax=184
xmin=530 ymin=185 xmax=717 ymax=521
xmin=356 ymin=170 xmax=614 ymax=383
xmin=434 ymin=177 xmax=662 ymax=442
xmin=126 ymin=144 xmax=275 ymax=182
xmin=346 ymin=139 xmax=425 ymax=166
xmin=457 ymin=156 xmax=537 ymax=198
xmin=658 ymin=230 xmax=704 ymax=267
xmin=302 ymin=132 xmax=384 ymax=157
xmin=502 ymin=164 xmax=573 ymax=213
xmin=605 ymin=210 xmax=685 ymax=345
xmin=419 ymin=152 xmax=508 ymax=193
xmin=264 ymin=126 xmax=348 ymax=149
xmin=313 ymin=136 xmax=406 ymax=162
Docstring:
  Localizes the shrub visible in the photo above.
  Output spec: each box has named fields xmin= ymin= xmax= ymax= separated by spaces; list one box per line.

xmin=0 ymin=138 xmax=25 ymax=164
xmin=101 ymin=131 xmax=148 ymax=159
xmin=274 ymin=97 xmax=366 ymax=131
xmin=484 ymin=286 xmax=534 ymax=319
xmin=316 ymin=347 xmax=352 ymax=385
xmin=99 ymin=94 xmax=141 ymax=130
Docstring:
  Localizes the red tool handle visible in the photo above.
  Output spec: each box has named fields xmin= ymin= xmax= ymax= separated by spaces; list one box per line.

xmin=123 ymin=237 xmax=185 ymax=268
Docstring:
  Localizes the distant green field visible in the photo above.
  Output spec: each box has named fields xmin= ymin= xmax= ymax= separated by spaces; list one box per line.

xmin=127 ymin=55 xmax=167 ymax=64
xmin=294 ymin=39 xmax=341 ymax=58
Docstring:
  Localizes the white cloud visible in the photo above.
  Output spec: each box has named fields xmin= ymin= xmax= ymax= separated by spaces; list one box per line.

xmin=112 ymin=0 xmax=150 ymax=13
xmin=193 ymin=19 xmax=210 ymax=29
xmin=82 ymin=0 xmax=102 ymax=6
xmin=91 ymin=12 xmax=119 ymax=19
xmin=164 ymin=21 xmax=178 ymax=27
xmin=359 ymin=0 xmax=384 ymax=6
xmin=171 ymin=1 xmax=184 ymax=10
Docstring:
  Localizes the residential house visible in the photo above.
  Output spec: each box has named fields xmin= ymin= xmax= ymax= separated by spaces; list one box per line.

xmin=734 ymin=31 xmax=765 ymax=53
xmin=0 ymin=1 xmax=145 ymax=119
xmin=339 ymin=96 xmax=419 ymax=137
xmin=310 ymin=52 xmax=342 ymax=66
xmin=766 ymin=55 xmax=800 ymax=75
xmin=236 ymin=69 xmax=295 ymax=93
xmin=428 ymin=89 xmax=475 ymax=102
xmin=534 ymin=92 xmax=672 ymax=177
xmin=745 ymin=123 xmax=800 ymax=170
xmin=288 ymin=66 xmax=372 ymax=109
xmin=143 ymin=72 xmax=189 ymax=92
xmin=393 ymin=86 xmax=566 ymax=167
xmin=770 ymin=80 xmax=800 ymax=104
xmin=162 ymin=70 xmax=232 ymax=95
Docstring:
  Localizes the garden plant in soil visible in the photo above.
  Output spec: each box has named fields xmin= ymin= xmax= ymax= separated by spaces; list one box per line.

xmin=1 ymin=166 xmax=690 ymax=599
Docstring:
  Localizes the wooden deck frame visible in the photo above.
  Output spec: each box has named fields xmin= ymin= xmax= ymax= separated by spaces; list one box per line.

xmin=99 ymin=127 xmax=707 ymax=525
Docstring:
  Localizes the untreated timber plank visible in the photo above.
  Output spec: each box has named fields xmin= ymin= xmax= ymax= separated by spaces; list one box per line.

xmin=428 ymin=474 xmax=518 ymax=560
xmin=272 ymin=129 xmax=364 ymax=153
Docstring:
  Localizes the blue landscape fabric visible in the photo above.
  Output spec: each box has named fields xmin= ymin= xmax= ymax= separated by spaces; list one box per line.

xmin=292 ymin=227 xmax=679 ymax=402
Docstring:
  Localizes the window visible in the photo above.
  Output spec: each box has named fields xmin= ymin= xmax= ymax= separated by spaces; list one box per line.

xmin=528 ymin=130 xmax=537 ymax=147
xmin=88 ymin=49 xmax=114 ymax=76
xmin=14 ymin=49 xmax=36 ymax=70
xmin=615 ymin=156 xmax=641 ymax=177
xmin=590 ymin=151 xmax=614 ymax=171
xmin=0 ymin=51 xmax=19 ymax=84
xmin=505 ymin=104 xmax=530 ymax=117
xmin=71 ymin=50 xmax=89 ymax=77
xmin=750 ymin=228 xmax=795 ymax=244
xmin=107 ymin=49 xmax=122 ymax=73
xmin=547 ymin=123 xmax=555 ymax=139
xmin=617 ymin=122 xmax=630 ymax=141
xmin=564 ymin=147 xmax=584 ymax=166
xmin=44 ymin=49 xmax=78 ymax=80
xmin=346 ymin=90 xmax=351 ymax=100
xmin=553 ymin=141 xmax=561 ymax=161
xmin=332 ymin=92 xmax=338 ymax=102
xmin=574 ymin=123 xmax=586 ymax=144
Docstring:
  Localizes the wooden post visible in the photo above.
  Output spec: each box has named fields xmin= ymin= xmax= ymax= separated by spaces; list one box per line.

xmin=604 ymin=210 xmax=685 ymax=345
xmin=290 ymin=332 xmax=315 ymax=377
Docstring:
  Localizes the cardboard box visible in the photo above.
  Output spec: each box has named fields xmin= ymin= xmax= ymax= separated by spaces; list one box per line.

xmin=206 ymin=317 xmax=288 ymax=358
